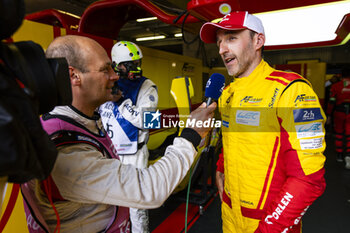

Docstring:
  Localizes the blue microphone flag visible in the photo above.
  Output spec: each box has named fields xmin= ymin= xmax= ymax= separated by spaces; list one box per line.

xmin=205 ymin=73 xmax=225 ymax=100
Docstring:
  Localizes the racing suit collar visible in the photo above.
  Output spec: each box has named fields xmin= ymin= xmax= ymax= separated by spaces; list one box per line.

xmin=234 ymin=59 xmax=267 ymax=80
xmin=225 ymin=60 xmax=273 ymax=95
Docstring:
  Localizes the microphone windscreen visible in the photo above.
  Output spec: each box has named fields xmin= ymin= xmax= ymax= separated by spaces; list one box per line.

xmin=204 ymin=73 xmax=225 ymax=100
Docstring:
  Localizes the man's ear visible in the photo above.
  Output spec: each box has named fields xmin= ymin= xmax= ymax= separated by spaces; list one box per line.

xmin=255 ymin=33 xmax=265 ymax=50
xmin=69 ymin=66 xmax=81 ymax=86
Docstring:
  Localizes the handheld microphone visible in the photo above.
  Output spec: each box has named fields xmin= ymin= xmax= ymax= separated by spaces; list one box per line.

xmin=205 ymin=73 xmax=225 ymax=107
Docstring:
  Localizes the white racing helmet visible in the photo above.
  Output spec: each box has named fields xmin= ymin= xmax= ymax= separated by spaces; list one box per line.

xmin=111 ymin=41 xmax=143 ymax=66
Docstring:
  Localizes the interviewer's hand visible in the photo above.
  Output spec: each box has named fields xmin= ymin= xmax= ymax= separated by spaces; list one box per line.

xmin=187 ymin=102 xmax=217 ymax=138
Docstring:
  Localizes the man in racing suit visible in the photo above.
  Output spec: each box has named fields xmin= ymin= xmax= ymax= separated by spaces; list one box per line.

xmin=200 ymin=11 xmax=326 ymax=233
xmin=24 ymin=35 xmax=216 ymax=232
xmin=99 ymin=41 xmax=158 ymax=232
xmin=326 ymin=68 xmax=350 ymax=168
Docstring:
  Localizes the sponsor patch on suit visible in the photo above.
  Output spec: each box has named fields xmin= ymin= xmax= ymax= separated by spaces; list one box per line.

xmin=293 ymin=108 xmax=323 ymax=123
xmin=236 ymin=110 xmax=260 ymax=126
xmin=295 ymin=122 xmax=324 ymax=139
xmin=299 ymin=137 xmax=323 ymax=150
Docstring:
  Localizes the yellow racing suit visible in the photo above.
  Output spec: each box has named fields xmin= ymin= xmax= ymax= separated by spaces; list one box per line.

xmin=219 ymin=60 xmax=326 ymax=233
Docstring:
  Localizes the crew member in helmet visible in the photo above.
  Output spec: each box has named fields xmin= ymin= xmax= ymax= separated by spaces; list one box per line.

xmin=99 ymin=41 xmax=158 ymax=233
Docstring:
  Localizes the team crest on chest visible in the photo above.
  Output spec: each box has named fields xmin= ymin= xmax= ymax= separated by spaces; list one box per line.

xmin=240 ymin=96 xmax=263 ymax=106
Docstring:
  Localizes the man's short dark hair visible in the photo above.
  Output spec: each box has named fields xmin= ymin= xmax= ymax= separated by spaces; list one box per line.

xmin=249 ymin=30 xmax=256 ymax=39
xmin=249 ymin=30 xmax=264 ymax=53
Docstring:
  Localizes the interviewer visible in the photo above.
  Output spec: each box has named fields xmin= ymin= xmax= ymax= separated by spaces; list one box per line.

xmin=24 ymin=35 xmax=216 ymax=233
